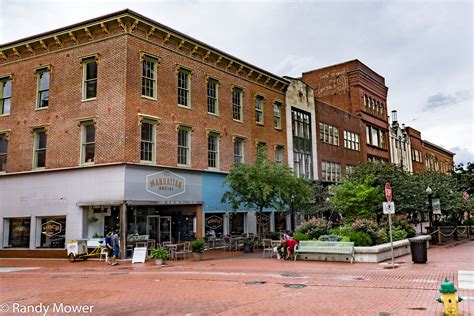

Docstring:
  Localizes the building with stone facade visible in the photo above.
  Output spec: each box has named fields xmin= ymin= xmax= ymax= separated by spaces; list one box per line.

xmin=0 ymin=9 xmax=290 ymax=257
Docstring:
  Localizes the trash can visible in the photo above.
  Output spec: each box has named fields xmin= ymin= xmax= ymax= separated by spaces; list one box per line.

xmin=409 ymin=238 xmax=428 ymax=263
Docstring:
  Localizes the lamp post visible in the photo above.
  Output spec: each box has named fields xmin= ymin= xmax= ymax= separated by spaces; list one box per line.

xmin=426 ymin=187 xmax=433 ymax=233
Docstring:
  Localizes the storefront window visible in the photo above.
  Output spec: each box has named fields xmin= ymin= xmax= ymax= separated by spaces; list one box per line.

xmin=274 ymin=212 xmax=287 ymax=232
xmin=205 ymin=213 xmax=224 ymax=238
xmin=4 ymin=218 xmax=31 ymax=248
xmin=257 ymin=212 xmax=271 ymax=235
xmin=37 ymin=216 xmax=66 ymax=248
xmin=230 ymin=212 xmax=244 ymax=235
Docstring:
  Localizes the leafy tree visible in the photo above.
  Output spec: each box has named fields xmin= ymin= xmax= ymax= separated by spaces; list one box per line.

xmin=222 ymin=149 xmax=313 ymax=235
xmin=330 ymin=176 xmax=384 ymax=222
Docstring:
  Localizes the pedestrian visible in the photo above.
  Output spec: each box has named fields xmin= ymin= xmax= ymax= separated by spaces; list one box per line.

xmin=111 ymin=229 xmax=120 ymax=266
xmin=286 ymin=234 xmax=298 ymax=260
xmin=105 ymin=231 xmax=113 ymax=265
xmin=276 ymin=237 xmax=287 ymax=260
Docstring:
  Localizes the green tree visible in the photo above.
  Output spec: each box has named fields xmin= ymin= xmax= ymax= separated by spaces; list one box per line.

xmin=222 ymin=149 xmax=313 ymax=235
xmin=330 ymin=176 xmax=384 ymax=222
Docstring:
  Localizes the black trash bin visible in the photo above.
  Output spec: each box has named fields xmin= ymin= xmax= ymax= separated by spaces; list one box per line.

xmin=409 ymin=238 xmax=427 ymax=263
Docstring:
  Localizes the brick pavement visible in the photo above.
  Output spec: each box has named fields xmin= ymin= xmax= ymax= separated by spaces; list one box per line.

xmin=0 ymin=240 xmax=473 ymax=315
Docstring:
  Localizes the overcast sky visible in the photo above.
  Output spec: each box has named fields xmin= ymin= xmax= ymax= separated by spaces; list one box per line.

xmin=1 ymin=0 xmax=472 ymax=165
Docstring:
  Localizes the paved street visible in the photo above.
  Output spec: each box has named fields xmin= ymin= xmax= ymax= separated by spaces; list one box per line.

xmin=1 ymin=240 xmax=473 ymax=316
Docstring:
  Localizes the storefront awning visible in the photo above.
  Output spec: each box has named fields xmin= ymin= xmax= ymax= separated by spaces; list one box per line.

xmin=77 ymin=200 xmax=203 ymax=206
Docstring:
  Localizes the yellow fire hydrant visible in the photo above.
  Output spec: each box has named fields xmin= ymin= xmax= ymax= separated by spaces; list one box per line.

xmin=436 ymin=278 xmax=463 ymax=315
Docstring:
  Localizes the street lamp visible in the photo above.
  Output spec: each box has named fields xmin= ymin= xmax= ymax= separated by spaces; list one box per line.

xmin=426 ymin=187 xmax=433 ymax=233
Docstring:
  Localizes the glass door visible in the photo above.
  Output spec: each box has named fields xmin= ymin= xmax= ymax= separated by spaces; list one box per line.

xmin=146 ymin=215 xmax=160 ymax=242
xmin=159 ymin=216 xmax=172 ymax=243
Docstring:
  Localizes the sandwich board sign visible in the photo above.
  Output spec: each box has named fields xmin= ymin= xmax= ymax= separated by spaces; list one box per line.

xmin=132 ymin=247 xmax=147 ymax=263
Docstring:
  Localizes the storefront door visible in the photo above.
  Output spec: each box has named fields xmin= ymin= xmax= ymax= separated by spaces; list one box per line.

xmin=146 ymin=215 xmax=172 ymax=243
xmin=159 ymin=216 xmax=172 ymax=243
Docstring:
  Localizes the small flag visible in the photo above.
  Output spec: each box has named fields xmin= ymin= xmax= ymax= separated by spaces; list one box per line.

xmin=462 ymin=191 xmax=470 ymax=201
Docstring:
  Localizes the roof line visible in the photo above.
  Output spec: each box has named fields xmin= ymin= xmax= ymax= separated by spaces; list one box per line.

xmin=1 ymin=8 xmax=289 ymax=85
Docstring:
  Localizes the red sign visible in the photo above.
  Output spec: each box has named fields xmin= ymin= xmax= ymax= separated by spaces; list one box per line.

xmin=385 ymin=183 xmax=392 ymax=202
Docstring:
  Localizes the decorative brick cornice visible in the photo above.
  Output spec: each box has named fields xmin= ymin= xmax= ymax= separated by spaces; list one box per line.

xmin=0 ymin=10 xmax=289 ymax=93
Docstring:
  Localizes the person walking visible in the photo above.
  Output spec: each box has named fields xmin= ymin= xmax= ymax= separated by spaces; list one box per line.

xmin=111 ymin=229 xmax=120 ymax=266
xmin=105 ymin=231 xmax=113 ymax=265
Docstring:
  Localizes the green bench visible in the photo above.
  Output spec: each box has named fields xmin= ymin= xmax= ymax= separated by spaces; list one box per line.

xmin=294 ymin=240 xmax=355 ymax=263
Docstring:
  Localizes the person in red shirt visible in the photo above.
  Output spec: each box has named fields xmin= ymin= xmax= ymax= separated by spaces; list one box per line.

xmin=286 ymin=238 xmax=298 ymax=260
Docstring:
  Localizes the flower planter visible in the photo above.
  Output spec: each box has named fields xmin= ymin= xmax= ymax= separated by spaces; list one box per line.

xmin=193 ymin=252 xmax=203 ymax=261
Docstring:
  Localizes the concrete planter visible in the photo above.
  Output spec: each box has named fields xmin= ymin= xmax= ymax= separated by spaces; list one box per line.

xmin=354 ymin=235 xmax=431 ymax=263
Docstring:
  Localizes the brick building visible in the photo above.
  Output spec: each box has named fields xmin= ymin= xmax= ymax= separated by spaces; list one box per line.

xmin=0 ymin=10 xmax=290 ymax=256
xmin=302 ymin=60 xmax=390 ymax=163
xmin=422 ymin=140 xmax=455 ymax=174
xmin=406 ymin=127 xmax=424 ymax=173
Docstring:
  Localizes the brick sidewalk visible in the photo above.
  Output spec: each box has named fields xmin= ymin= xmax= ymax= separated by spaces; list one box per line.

xmin=1 ymin=240 xmax=473 ymax=315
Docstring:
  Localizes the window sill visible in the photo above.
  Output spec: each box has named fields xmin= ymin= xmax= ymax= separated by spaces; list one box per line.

xmin=81 ymin=162 xmax=95 ymax=167
xmin=32 ymin=167 xmax=46 ymax=171
xmin=207 ymin=112 xmax=219 ymax=117
xmin=140 ymin=160 xmax=156 ymax=165
xmin=178 ymin=104 xmax=192 ymax=110
xmin=35 ymin=106 xmax=49 ymax=111
xmin=81 ymin=97 xmax=97 ymax=103
xmin=207 ymin=167 xmax=220 ymax=172
xmin=177 ymin=163 xmax=191 ymax=168
xmin=0 ymin=113 xmax=11 ymax=117
xmin=256 ymin=122 xmax=264 ymax=126
xmin=274 ymin=127 xmax=282 ymax=131
xmin=233 ymin=119 xmax=243 ymax=124
xmin=141 ymin=95 xmax=157 ymax=101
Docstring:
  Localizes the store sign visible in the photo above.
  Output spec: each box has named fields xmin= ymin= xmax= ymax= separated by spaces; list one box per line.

xmin=42 ymin=220 xmax=62 ymax=237
xmin=146 ymin=170 xmax=186 ymax=198
xmin=206 ymin=215 xmax=223 ymax=229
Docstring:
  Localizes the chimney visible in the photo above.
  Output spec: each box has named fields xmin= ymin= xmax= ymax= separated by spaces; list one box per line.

xmin=391 ymin=110 xmax=398 ymax=125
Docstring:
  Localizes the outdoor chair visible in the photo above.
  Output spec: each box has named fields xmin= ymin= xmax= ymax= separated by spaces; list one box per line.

xmin=222 ymin=236 xmax=232 ymax=251
xmin=262 ymin=239 xmax=274 ymax=258
xmin=135 ymin=242 xmax=147 ymax=248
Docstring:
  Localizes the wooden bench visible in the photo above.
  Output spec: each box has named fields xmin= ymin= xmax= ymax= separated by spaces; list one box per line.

xmin=294 ymin=240 xmax=355 ymax=263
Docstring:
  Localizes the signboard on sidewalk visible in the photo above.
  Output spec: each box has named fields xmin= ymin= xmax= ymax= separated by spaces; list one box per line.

xmin=132 ymin=247 xmax=147 ymax=263
xmin=383 ymin=202 xmax=395 ymax=214
xmin=385 ymin=183 xmax=392 ymax=202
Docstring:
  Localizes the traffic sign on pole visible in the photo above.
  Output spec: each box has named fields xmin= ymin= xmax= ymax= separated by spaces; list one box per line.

xmin=385 ymin=183 xmax=392 ymax=202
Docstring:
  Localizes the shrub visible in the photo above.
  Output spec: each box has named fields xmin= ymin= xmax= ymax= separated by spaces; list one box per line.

xmin=296 ymin=218 xmax=329 ymax=240
xmin=293 ymin=232 xmax=309 ymax=243
xmin=351 ymin=219 xmax=378 ymax=242
xmin=463 ymin=217 xmax=474 ymax=225
xmin=191 ymin=239 xmax=205 ymax=253
xmin=330 ymin=226 xmax=354 ymax=238
xmin=318 ymin=234 xmax=342 ymax=242
xmin=389 ymin=216 xmax=416 ymax=238
xmin=150 ymin=248 xmax=168 ymax=260
xmin=392 ymin=226 xmax=408 ymax=241
xmin=349 ymin=231 xmax=372 ymax=246
xmin=375 ymin=228 xmax=388 ymax=244
xmin=341 ymin=236 xmax=351 ymax=242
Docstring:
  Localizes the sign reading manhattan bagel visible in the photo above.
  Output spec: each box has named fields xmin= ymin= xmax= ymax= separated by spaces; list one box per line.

xmin=206 ymin=215 xmax=223 ymax=229
xmin=146 ymin=170 xmax=186 ymax=198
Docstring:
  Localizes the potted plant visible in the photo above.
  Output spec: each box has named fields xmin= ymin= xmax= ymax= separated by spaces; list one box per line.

xmin=150 ymin=247 xmax=168 ymax=265
xmin=191 ymin=239 xmax=205 ymax=261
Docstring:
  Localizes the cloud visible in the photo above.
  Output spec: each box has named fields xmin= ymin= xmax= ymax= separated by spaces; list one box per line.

xmin=450 ymin=146 xmax=474 ymax=165
xmin=423 ymin=90 xmax=472 ymax=111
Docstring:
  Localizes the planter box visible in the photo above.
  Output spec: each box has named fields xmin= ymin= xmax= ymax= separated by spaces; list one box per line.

xmin=354 ymin=235 xmax=431 ymax=263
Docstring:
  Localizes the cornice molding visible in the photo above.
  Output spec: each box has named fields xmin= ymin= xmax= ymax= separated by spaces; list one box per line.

xmin=0 ymin=11 xmax=289 ymax=93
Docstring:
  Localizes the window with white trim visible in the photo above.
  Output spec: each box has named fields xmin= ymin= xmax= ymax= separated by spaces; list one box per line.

xmin=141 ymin=55 xmax=158 ymax=99
xmin=366 ymin=125 xmax=387 ymax=149
xmin=208 ymin=133 xmax=219 ymax=169
xmin=233 ymin=138 xmax=244 ymax=164
xmin=207 ymin=78 xmax=218 ymax=115
xmin=275 ymin=146 xmax=283 ymax=165
xmin=321 ymin=161 xmax=341 ymax=182
xmin=343 ymin=130 xmax=360 ymax=151
xmin=255 ymin=95 xmax=264 ymax=124
xmin=82 ymin=58 xmax=97 ymax=100
xmin=232 ymin=87 xmax=243 ymax=121
xmin=319 ymin=123 xmax=339 ymax=146
xmin=177 ymin=127 xmax=190 ymax=166
xmin=0 ymin=77 xmax=12 ymax=115
xmin=178 ymin=69 xmax=191 ymax=107
xmin=0 ymin=134 xmax=8 ymax=172
xmin=273 ymin=102 xmax=282 ymax=129
xmin=33 ymin=129 xmax=47 ymax=169
xmin=412 ymin=148 xmax=422 ymax=163
xmin=36 ymin=69 xmax=50 ymax=109
xmin=81 ymin=121 xmax=96 ymax=164
xmin=140 ymin=120 xmax=155 ymax=162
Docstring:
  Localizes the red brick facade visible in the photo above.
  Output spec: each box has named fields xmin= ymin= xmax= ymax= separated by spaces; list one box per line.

xmin=0 ymin=10 xmax=288 ymax=175
xmin=406 ymin=127 xmax=425 ymax=173
xmin=303 ymin=60 xmax=390 ymax=163
xmin=315 ymin=100 xmax=365 ymax=180
xmin=422 ymin=140 xmax=454 ymax=174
